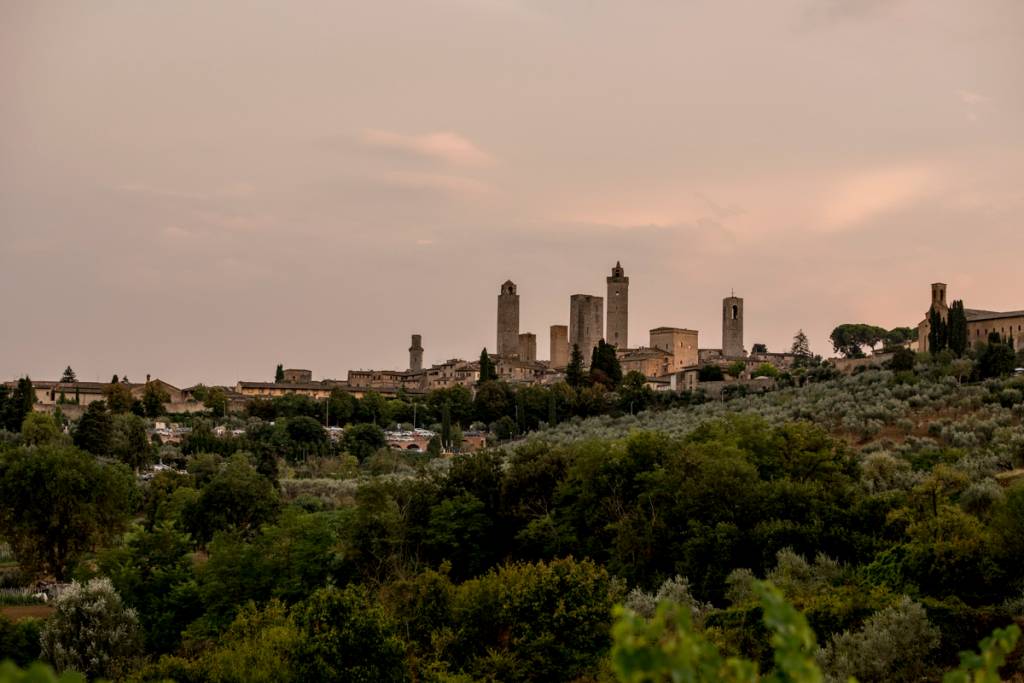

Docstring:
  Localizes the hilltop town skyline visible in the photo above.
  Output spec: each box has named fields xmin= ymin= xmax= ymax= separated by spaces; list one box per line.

xmin=3 ymin=1 xmax=1023 ymax=385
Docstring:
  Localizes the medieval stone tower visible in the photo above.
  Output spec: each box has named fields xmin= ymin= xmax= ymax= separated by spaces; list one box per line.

xmin=930 ymin=282 xmax=948 ymax=315
xmin=722 ymin=294 xmax=745 ymax=358
xmin=518 ymin=333 xmax=537 ymax=362
xmin=606 ymin=261 xmax=629 ymax=350
xmin=409 ymin=334 xmax=423 ymax=372
xmin=497 ymin=280 xmax=520 ymax=357
xmin=570 ymin=294 xmax=604 ymax=367
xmin=550 ymin=325 xmax=569 ymax=369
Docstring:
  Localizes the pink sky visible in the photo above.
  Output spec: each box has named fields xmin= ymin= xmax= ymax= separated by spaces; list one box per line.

xmin=2 ymin=1 xmax=1022 ymax=386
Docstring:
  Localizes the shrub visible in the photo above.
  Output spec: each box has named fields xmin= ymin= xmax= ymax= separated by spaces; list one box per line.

xmin=39 ymin=577 xmax=143 ymax=680
xmin=817 ymin=596 xmax=939 ymax=682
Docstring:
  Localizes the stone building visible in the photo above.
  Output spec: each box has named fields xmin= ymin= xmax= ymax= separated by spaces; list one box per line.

xmin=649 ymin=327 xmax=699 ymax=373
xmin=570 ymin=294 xmax=604 ymax=366
xmin=550 ymin=325 xmax=569 ymax=369
xmin=618 ymin=347 xmax=673 ymax=378
xmin=606 ymin=261 xmax=629 ymax=350
xmin=497 ymin=280 xmax=520 ymax=357
xmin=917 ymin=282 xmax=1024 ymax=353
xmin=722 ymin=295 xmax=745 ymax=358
xmin=518 ymin=333 xmax=537 ymax=362
xmin=409 ymin=334 xmax=424 ymax=372
xmin=282 ymin=368 xmax=312 ymax=383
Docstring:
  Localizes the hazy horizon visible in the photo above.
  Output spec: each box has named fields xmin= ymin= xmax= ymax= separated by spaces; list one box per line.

xmin=2 ymin=0 xmax=1022 ymax=387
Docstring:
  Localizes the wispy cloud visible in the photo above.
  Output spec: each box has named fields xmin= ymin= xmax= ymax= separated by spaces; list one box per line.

xmin=360 ymin=130 xmax=493 ymax=167
xmin=819 ymin=163 xmax=943 ymax=231
xmin=957 ymin=90 xmax=992 ymax=122
xmin=376 ymin=171 xmax=492 ymax=196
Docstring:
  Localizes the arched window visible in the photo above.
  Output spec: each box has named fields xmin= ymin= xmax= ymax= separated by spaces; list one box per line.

xmin=731 ymin=304 xmax=738 ymax=320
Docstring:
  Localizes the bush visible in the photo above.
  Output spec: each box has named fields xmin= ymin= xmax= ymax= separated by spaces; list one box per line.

xmin=39 ymin=577 xmax=143 ymax=680
xmin=817 ymin=596 xmax=939 ymax=682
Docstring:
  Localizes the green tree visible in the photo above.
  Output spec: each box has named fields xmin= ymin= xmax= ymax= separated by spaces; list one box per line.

xmin=21 ymin=412 xmax=62 ymax=446
xmin=142 ymin=381 xmax=170 ymax=418
xmin=342 ymin=423 xmax=386 ymax=461
xmin=0 ymin=445 xmax=135 ymax=579
xmin=441 ymin=402 xmax=453 ymax=451
xmin=928 ymin=308 xmax=948 ymax=355
xmin=2 ymin=377 xmax=34 ymax=432
xmin=566 ymin=344 xmax=586 ymax=389
xmin=181 ymin=454 xmax=280 ymax=545
xmin=198 ymin=600 xmax=299 ymax=683
xmin=73 ymin=400 xmax=113 ymax=455
xmin=473 ymin=380 xmax=511 ymax=424
xmin=590 ymin=339 xmax=623 ymax=389
xmin=110 ymin=413 xmax=153 ymax=471
xmin=977 ymin=339 xmax=1016 ymax=379
xmin=889 ymin=346 xmax=916 ymax=372
xmin=726 ymin=360 xmax=747 ymax=378
xmin=60 ymin=366 xmax=77 ymax=383
xmin=204 ymin=387 xmax=229 ymax=417
xmin=275 ymin=364 xmax=285 ymax=383
xmin=40 ymin=578 xmax=142 ymax=680
xmin=478 ymin=348 xmax=497 ymax=384
xmin=99 ymin=523 xmax=202 ymax=654
xmin=293 ymin=584 xmax=407 ymax=683
xmin=831 ymin=324 xmax=888 ymax=358
xmin=327 ymin=388 xmax=356 ymax=426
xmin=947 ymin=300 xmax=968 ymax=356
xmin=102 ymin=381 xmax=134 ymax=413
xmin=791 ymin=330 xmax=811 ymax=366
xmin=619 ymin=371 xmax=654 ymax=414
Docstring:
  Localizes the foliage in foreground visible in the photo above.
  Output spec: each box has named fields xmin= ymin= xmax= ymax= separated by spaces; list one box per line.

xmin=610 ymin=580 xmax=1022 ymax=683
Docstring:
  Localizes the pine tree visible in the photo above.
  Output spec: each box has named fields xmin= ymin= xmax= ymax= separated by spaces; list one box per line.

xmin=275 ymin=364 xmax=285 ymax=383
xmin=566 ymin=344 xmax=586 ymax=389
xmin=61 ymin=366 xmax=77 ymax=383
xmin=111 ymin=374 xmax=119 ymax=384
xmin=791 ymin=330 xmax=811 ymax=358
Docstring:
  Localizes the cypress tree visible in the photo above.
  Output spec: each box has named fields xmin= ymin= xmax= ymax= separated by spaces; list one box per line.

xmin=948 ymin=300 xmax=968 ymax=357
xmin=441 ymin=402 xmax=452 ymax=451
xmin=478 ymin=349 xmax=497 ymax=384
xmin=274 ymin=364 xmax=285 ymax=383
xmin=566 ymin=344 xmax=585 ymax=389
xmin=928 ymin=309 xmax=948 ymax=355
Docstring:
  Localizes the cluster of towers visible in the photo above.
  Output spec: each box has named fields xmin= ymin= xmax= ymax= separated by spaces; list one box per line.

xmin=496 ymin=262 xmax=632 ymax=368
xmin=495 ymin=262 xmax=747 ymax=369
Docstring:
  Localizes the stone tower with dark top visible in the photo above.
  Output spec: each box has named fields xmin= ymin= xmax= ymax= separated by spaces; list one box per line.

xmin=497 ymin=280 xmax=520 ymax=357
xmin=570 ymin=294 xmax=604 ymax=367
xmin=606 ymin=261 xmax=629 ymax=350
xmin=722 ymin=294 xmax=745 ymax=358
xmin=409 ymin=334 xmax=423 ymax=372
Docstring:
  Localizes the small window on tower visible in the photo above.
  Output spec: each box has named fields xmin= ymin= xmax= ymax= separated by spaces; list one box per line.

xmin=731 ymin=305 xmax=738 ymax=320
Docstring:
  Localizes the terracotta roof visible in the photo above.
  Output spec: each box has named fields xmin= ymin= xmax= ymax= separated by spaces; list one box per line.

xmin=966 ymin=309 xmax=1024 ymax=322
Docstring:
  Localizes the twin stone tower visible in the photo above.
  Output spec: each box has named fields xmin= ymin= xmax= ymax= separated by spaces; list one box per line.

xmin=494 ymin=263 xmax=745 ymax=368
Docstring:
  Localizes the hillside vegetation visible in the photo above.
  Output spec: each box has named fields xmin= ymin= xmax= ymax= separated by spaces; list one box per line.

xmin=2 ymin=355 xmax=1024 ymax=681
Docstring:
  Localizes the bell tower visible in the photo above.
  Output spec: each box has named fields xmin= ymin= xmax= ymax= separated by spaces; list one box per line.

xmin=722 ymin=294 xmax=745 ymax=358
xmin=606 ymin=261 xmax=629 ymax=350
